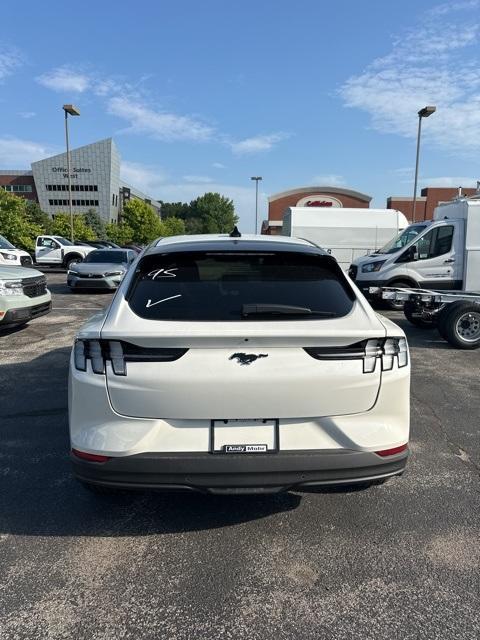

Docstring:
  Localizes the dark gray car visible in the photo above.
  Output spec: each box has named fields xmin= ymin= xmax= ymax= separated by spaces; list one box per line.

xmin=67 ymin=249 xmax=136 ymax=291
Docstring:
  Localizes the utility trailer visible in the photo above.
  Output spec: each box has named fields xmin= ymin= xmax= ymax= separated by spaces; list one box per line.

xmin=370 ymin=286 xmax=480 ymax=349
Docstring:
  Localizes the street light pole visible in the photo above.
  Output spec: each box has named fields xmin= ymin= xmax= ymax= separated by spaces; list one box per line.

xmin=250 ymin=176 xmax=262 ymax=233
xmin=62 ymin=104 xmax=80 ymax=242
xmin=412 ymin=105 xmax=436 ymax=223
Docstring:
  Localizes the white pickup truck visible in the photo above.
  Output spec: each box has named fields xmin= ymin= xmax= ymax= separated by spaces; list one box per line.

xmin=35 ymin=235 xmax=94 ymax=270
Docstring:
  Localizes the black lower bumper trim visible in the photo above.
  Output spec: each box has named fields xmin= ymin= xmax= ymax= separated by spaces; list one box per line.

xmin=71 ymin=449 xmax=408 ymax=494
xmin=1 ymin=301 xmax=51 ymax=327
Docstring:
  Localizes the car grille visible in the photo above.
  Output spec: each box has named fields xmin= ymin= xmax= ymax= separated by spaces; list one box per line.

xmin=77 ymin=273 xmax=104 ymax=279
xmin=21 ymin=275 xmax=47 ymax=298
xmin=348 ymin=264 xmax=358 ymax=280
xmin=20 ymin=255 xmax=33 ymax=266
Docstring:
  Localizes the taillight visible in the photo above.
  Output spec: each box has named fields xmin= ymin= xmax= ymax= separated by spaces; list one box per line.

xmin=375 ymin=443 xmax=408 ymax=457
xmin=304 ymin=337 xmax=408 ymax=373
xmin=73 ymin=339 xmax=187 ymax=375
xmin=71 ymin=448 xmax=111 ymax=463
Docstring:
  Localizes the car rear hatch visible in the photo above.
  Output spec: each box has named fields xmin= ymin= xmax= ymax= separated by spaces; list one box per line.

xmin=100 ymin=246 xmax=386 ymax=419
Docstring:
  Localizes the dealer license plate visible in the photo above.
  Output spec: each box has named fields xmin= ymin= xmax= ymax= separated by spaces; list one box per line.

xmin=211 ymin=419 xmax=278 ymax=454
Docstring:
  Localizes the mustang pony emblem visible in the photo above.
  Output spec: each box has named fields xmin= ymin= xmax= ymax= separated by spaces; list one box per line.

xmin=229 ymin=353 xmax=268 ymax=366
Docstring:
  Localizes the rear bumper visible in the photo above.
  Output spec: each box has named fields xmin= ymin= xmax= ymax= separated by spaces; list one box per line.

xmin=71 ymin=448 xmax=408 ymax=494
xmin=0 ymin=300 xmax=51 ymax=327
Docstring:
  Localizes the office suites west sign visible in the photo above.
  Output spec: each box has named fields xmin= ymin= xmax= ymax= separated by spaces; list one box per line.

xmin=51 ymin=167 xmax=92 ymax=179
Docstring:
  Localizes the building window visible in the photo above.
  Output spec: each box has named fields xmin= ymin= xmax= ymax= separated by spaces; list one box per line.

xmin=2 ymin=184 xmax=32 ymax=193
xmin=46 ymin=184 xmax=98 ymax=192
xmin=112 ymin=194 xmax=115 ymax=206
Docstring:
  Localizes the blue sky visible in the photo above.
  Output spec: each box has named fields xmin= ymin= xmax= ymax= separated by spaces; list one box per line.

xmin=1 ymin=0 xmax=479 ymax=231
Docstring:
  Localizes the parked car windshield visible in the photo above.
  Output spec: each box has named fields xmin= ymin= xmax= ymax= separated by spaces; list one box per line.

xmin=376 ymin=224 xmax=428 ymax=254
xmin=84 ymin=250 xmax=127 ymax=264
xmin=128 ymin=250 xmax=355 ymax=321
xmin=0 ymin=234 xmax=15 ymax=250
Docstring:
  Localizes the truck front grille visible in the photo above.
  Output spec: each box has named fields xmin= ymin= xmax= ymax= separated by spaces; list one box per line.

xmin=21 ymin=275 xmax=47 ymax=298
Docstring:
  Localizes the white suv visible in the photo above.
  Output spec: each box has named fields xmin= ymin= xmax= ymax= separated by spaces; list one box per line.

xmin=69 ymin=233 xmax=410 ymax=494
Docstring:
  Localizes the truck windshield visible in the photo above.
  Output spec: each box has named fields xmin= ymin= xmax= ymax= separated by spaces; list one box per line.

xmin=376 ymin=224 xmax=427 ymax=254
xmin=55 ymin=237 xmax=74 ymax=246
xmin=0 ymin=235 xmax=15 ymax=250
xmin=128 ymin=250 xmax=355 ymax=321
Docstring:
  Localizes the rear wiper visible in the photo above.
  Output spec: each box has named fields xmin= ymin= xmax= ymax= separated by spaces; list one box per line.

xmin=241 ymin=304 xmax=335 ymax=317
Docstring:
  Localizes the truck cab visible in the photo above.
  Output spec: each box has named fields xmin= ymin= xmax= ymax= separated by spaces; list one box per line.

xmin=35 ymin=236 xmax=94 ymax=270
xmin=349 ymin=219 xmax=464 ymax=297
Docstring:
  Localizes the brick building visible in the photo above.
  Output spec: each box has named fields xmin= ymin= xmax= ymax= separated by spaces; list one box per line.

xmin=0 ymin=170 xmax=38 ymax=201
xmin=387 ymin=187 xmax=477 ymax=222
xmin=262 ymin=186 xmax=372 ymax=235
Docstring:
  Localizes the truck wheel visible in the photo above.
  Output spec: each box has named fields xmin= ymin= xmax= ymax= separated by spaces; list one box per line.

xmin=385 ymin=281 xmax=414 ymax=310
xmin=437 ymin=302 xmax=480 ymax=349
xmin=65 ymin=255 xmax=82 ymax=270
xmin=403 ymin=301 xmax=436 ymax=328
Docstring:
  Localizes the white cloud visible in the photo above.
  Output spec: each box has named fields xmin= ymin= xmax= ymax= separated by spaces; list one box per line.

xmin=231 ymin=133 xmax=288 ymax=155
xmin=311 ymin=174 xmax=345 ymax=186
xmin=183 ymin=175 xmax=213 ymax=183
xmin=0 ymin=137 xmax=57 ymax=168
xmin=0 ymin=46 xmax=23 ymax=81
xmin=108 ymin=96 xmax=214 ymax=142
xmin=420 ymin=176 xmax=479 ymax=187
xmin=36 ymin=66 xmax=90 ymax=93
xmin=340 ymin=2 xmax=480 ymax=151
xmin=212 ymin=162 xmax=226 ymax=169
xmin=120 ymin=161 xmax=168 ymax=194
xmin=18 ymin=111 xmax=36 ymax=119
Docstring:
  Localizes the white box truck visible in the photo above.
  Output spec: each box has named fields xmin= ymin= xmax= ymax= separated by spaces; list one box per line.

xmin=282 ymin=207 xmax=408 ymax=270
xmin=355 ymin=194 xmax=480 ymax=349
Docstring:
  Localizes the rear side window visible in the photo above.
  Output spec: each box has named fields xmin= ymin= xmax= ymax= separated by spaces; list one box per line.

xmin=128 ymin=251 xmax=355 ymax=321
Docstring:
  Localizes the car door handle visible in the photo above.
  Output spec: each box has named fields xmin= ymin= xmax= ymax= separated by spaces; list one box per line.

xmin=443 ymin=258 xmax=455 ymax=263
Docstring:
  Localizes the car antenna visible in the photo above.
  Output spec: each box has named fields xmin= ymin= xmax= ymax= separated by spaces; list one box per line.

xmin=230 ymin=226 xmax=241 ymax=238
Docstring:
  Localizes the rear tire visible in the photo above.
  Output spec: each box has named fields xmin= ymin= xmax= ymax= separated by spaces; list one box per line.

xmin=436 ymin=302 xmax=480 ymax=349
xmin=385 ymin=281 xmax=415 ymax=310
xmin=404 ymin=300 xmax=436 ymax=328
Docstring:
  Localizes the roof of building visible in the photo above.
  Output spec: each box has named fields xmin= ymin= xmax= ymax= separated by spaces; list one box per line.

xmin=268 ymin=185 xmax=372 ymax=203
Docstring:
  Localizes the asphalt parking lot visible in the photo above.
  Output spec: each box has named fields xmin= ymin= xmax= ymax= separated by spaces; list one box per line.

xmin=0 ymin=272 xmax=479 ymax=640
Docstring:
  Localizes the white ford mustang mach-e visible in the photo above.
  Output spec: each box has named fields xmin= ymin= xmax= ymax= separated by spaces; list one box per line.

xmin=69 ymin=233 xmax=410 ymax=494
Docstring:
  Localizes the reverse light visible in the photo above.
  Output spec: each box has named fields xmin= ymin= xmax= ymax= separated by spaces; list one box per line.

xmin=71 ymin=448 xmax=111 ymax=463
xmin=362 ymin=260 xmax=386 ymax=273
xmin=375 ymin=443 xmax=408 ymax=457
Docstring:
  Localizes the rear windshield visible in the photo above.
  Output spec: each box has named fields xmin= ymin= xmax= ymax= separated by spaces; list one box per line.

xmin=84 ymin=250 xmax=126 ymax=264
xmin=128 ymin=251 xmax=355 ymax=321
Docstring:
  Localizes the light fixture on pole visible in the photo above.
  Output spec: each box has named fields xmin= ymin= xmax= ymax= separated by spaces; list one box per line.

xmin=62 ymin=104 xmax=80 ymax=242
xmin=412 ymin=105 xmax=436 ymax=223
xmin=250 ymin=176 xmax=262 ymax=234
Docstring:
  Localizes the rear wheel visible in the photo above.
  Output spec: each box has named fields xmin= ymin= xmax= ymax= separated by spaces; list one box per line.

xmin=385 ymin=281 xmax=415 ymax=310
xmin=404 ymin=300 xmax=436 ymax=328
xmin=437 ymin=302 xmax=480 ymax=349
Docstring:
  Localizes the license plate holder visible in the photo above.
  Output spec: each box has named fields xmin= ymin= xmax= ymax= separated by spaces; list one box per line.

xmin=210 ymin=419 xmax=279 ymax=454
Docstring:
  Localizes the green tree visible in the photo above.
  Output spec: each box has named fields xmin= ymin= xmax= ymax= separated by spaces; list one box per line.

xmin=84 ymin=208 xmax=106 ymax=240
xmin=50 ymin=213 xmax=96 ymax=242
xmin=25 ymin=200 xmax=53 ymax=234
xmin=121 ymin=199 xmax=162 ymax=244
xmin=160 ymin=201 xmax=191 ymax=220
xmin=105 ymin=222 xmax=134 ymax=245
xmin=189 ymin=192 xmax=238 ymax=233
xmin=159 ymin=216 xmax=185 ymax=236
xmin=0 ymin=190 xmax=43 ymax=251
